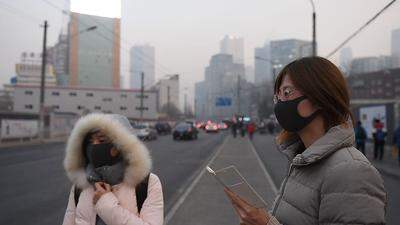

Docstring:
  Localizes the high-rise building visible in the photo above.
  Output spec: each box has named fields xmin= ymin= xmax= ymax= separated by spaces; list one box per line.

xmin=130 ymin=45 xmax=155 ymax=89
xmin=198 ymin=53 xmax=248 ymax=119
xmin=245 ymin=66 xmax=254 ymax=83
xmin=15 ymin=52 xmax=57 ymax=86
xmin=339 ymin=47 xmax=353 ymax=75
xmin=220 ymin=35 xmax=244 ymax=64
xmin=350 ymin=56 xmax=394 ymax=75
xmin=47 ymin=34 xmax=69 ymax=86
xmin=254 ymin=43 xmax=272 ymax=83
xmin=194 ymin=81 xmax=206 ymax=120
xmin=69 ymin=12 xmax=120 ymax=88
xmin=392 ymin=28 xmax=400 ymax=67
xmin=270 ymin=39 xmax=312 ymax=73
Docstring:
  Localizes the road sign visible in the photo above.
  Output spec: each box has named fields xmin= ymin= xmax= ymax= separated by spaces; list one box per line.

xmin=215 ymin=97 xmax=232 ymax=107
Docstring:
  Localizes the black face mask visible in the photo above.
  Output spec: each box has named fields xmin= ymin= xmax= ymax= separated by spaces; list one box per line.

xmin=274 ymin=95 xmax=319 ymax=132
xmin=86 ymin=143 xmax=121 ymax=168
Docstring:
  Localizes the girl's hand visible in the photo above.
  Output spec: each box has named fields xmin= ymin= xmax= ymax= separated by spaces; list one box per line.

xmin=224 ymin=188 xmax=271 ymax=225
xmin=93 ymin=182 xmax=111 ymax=205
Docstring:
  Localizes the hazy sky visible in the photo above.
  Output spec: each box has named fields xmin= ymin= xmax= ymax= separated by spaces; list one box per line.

xmin=1 ymin=0 xmax=400 ymax=108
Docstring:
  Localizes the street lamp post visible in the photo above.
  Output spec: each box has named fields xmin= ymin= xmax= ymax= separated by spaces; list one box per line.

xmin=309 ymin=0 xmax=317 ymax=56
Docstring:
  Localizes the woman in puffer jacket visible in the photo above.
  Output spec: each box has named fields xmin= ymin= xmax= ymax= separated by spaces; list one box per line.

xmin=62 ymin=113 xmax=163 ymax=225
xmin=225 ymin=57 xmax=387 ymax=225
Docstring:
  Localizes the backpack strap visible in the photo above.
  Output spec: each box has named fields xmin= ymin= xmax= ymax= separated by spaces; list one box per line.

xmin=74 ymin=185 xmax=82 ymax=207
xmin=135 ymin=174 xmax=150 ymax=214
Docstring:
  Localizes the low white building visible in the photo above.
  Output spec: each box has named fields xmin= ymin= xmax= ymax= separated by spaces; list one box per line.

xmin=10 ymin=85 xmax=158 ymax=120
xmin=151 ymin=74 xmax=180 ymax=111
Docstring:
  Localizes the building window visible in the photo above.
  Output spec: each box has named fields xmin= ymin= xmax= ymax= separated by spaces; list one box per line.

xmin=94 ymin=106 xmax=101 ymax=110
xmin=52 ymin=105 xmax=60 ymax=109
xmin=77 ymin=105 xmax=84 ymax=110
xmin=25 ymin=90 xmax=33 ymax=95
xmin=385 ymin=83 xmax=391 ymax=88
xmin=377 ymin=80 xmax=382 ymax=85
xmin=25 ymin=104 xmax=33 ymax=109
xmin=121 ymin=94 xmax=127 ymax=98
xmin=102 ymin=97 xmax=112 ymax=102
xmin=136 ymin=94 xmax=149 ymax=99
xmin=120 ymin=106 xmax=127 ymax=111
xmin=86 ymin=93 xmax=94 ymax=97
xmin=52 ymin=91 xmax=60 ymax=96
xmin=135 ymin=106 xmax=149 ymax=111
xmin=69 ymin=92 xmax=77 ymax=96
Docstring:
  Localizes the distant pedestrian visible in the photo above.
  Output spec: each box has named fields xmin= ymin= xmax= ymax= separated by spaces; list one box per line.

xmin=354 ymin=121 xmax=367 ymax=155
xmin=62 ymin=113 xmax=164 ymax=225
xmin=373 ymin=121 xmax=386 ymax=160
xmin=267 ymin=120 xmax=275 ymax=135
xmin=247 ymin=122 xmax=256 ymax=140
xmin=231 ymin=120 xmax=237 ymax=138
xmin=393 ymin=123 xmax=400 ymax=165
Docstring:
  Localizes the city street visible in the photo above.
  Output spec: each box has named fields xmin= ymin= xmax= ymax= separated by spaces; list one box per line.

xmin=252 ymin=132 xmax=400 ymax=225
xmin=0 ymin=131 xmax=226 ymax=225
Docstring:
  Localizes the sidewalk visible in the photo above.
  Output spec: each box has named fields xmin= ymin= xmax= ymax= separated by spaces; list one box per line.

xmin=165 ymin=135 xmax=278 ymax=225
xmin=365 ymin=143 xmax=400 ymax=179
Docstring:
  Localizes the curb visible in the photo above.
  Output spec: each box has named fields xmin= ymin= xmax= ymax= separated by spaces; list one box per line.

xmin=0 ymin=138 xmax=67 ymax=149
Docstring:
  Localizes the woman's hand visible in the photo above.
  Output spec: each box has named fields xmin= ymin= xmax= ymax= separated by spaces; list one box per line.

xmin=93 ymin=182 xmax=111 ymax=205
xmin=224 ymin=188 xmax=271 ymax=225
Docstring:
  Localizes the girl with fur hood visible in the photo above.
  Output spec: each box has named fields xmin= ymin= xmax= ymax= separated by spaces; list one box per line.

xmin=62 ymin=113 xmax=163 ymax=225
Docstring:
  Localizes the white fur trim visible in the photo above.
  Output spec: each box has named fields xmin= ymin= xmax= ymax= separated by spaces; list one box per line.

xmin=64 ymin=113 xmax=152 ymax=189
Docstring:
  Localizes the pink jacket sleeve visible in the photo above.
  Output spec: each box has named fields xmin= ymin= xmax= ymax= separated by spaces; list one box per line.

xmin=62 ymin=187 xmax=76 ymax=225
xmin=95 ymin=174 xmax=164 ymax=225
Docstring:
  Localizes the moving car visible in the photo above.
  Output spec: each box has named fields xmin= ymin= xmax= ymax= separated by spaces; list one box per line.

xmin=173 ymin=122 xmax=198 ymax=140
xmin=205 ymin=122 xmax=219 ymax=133
xmin=133 ymin=123 xmax=158 ymax=141
xmin=217 ymin=122 xmax=228 ymax=130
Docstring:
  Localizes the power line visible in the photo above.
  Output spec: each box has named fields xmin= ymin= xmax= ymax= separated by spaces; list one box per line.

xmin=326 ymin=0 xmax=398 ymax=58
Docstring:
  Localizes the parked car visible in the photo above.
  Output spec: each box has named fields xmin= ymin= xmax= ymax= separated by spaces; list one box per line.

xmin=155 ymin=122 xmax=172 ymax=135
xmin=133 ymin=124 xmax=157 ymax=141
xmin=205 ymin=123 xmax=219 ymax=133
xmin=173 ymin=122 xmax=198 ymax=140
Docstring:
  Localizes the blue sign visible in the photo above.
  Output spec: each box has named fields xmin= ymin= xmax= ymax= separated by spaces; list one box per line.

xmin=215 ymin=97 xmax=232 ymax=106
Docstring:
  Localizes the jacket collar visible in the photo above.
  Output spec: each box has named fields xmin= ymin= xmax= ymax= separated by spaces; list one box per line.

xmin=278 ymin=122 xmax=355 ymax=166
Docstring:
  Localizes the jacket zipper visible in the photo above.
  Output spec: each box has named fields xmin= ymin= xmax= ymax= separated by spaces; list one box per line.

xmin=272 ymin=163 xmax=294 ymax=216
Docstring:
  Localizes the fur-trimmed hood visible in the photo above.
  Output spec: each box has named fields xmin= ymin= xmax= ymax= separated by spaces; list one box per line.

xmin=64 ymin=113 xmax=152 ymax=189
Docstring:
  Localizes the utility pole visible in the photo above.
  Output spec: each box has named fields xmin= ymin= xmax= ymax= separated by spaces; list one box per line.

xmin=184 ymin=87 xmax=188 ymax=117
xmin=237 ymin=75 xmax=240 ymax=114
xmin=167 ymin=86 xmax=171 ymax=118
xmin=312 ymin=11 xmax=316 ymax=56
xmin=39 ymin=20 xmax=48 ymax=141
xmin=139 ymin=72 xmax=145 ymax=120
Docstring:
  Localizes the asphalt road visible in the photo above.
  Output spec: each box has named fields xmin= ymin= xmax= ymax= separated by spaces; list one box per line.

xmin=0 ymin=131 xmax=226 ymax=225
xmin=251 ymin=132 xmax=400 ymax=225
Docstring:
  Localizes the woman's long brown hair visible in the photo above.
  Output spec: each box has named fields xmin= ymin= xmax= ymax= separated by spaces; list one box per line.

xmin=274 ymin=56 xmax=354 ymax=144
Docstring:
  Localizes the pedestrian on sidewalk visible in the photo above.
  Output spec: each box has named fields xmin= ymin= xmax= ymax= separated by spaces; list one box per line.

xmin=373 ymin=120 xmax=387 ymax=160
xmin=231 ymin=117 xmax=238 ymax=138
xmin=62 ymin=113 xmax=164 ymax=225
xmin=354 ymin=120 xmax=367 ymax=155
xmin=225 ymin=57 xmax=386 ymax=225
xmin=247 ymin=122 xmax=256 ymax=140
xmin=393 ymin=122 xmax=400 ymax=165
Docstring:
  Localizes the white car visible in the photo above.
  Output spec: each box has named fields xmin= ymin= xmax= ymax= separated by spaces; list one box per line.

xmin=133 ymin=124 xmax=157 ymax=141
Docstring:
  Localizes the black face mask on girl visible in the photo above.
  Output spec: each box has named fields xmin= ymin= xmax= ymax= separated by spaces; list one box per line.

xmin=274 ymin=95 xmax=319 ymax=132
xmin=85 ymin=143 xmax=124 ymax=185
